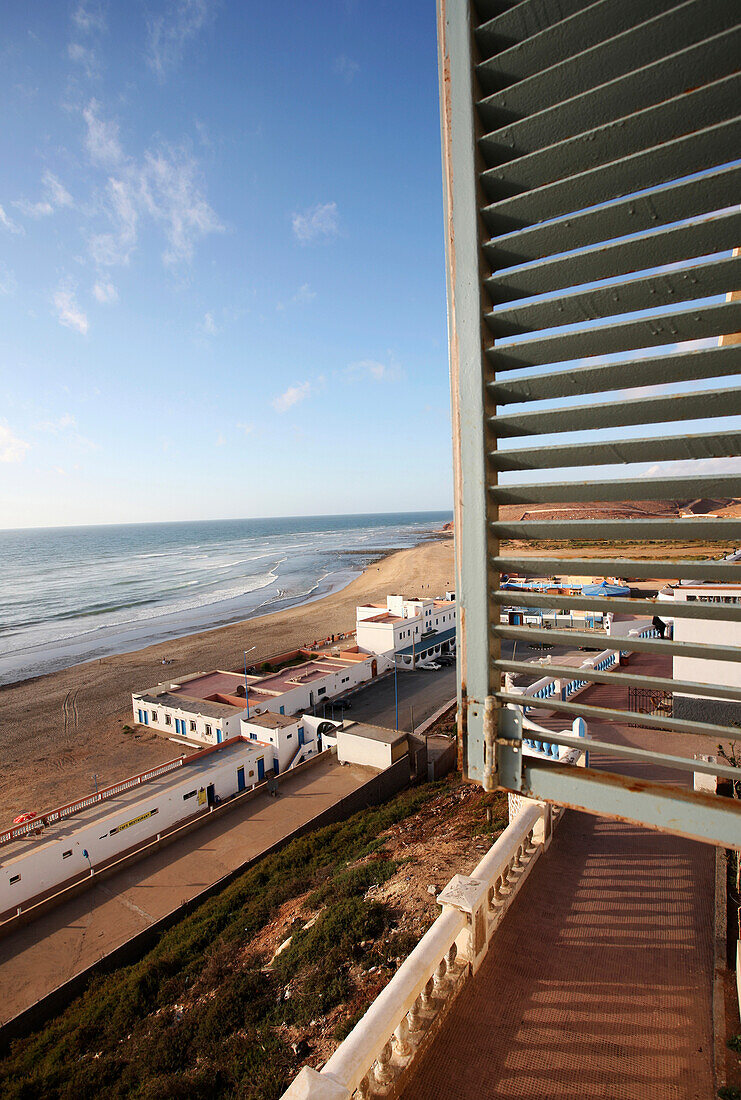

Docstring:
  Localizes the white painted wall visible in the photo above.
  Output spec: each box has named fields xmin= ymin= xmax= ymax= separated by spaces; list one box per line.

xmin=337 ymin=729 xmax=407 ymax=769
xmin=672 ymin=589 xmax=741 ymax=703
xmin=1 ymin=744 xmax=264 ymax=914
xmin=131 ymin=694 xmax=245 ymax=744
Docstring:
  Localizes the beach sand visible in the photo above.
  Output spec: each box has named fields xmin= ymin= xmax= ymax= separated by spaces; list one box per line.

xmin=0 ymin=537 xmax=454 ymax=821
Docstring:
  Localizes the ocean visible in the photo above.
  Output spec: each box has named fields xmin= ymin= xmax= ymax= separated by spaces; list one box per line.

xmin=0 ymin=511 xmax=452 ymax=686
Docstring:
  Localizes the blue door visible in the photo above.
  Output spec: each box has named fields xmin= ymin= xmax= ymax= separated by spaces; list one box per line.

xmin=137 ymin=709 xmax=144 ymax=724
xmin=257 ymin=757 xmax=265 ymax=781
xmin=217 ymin=728 xmax=223 ymax=744
xmin=143 ymin=711 xmax=149 ymax=726
xmin=298 ymin=726 xmax=305 ymax=746
xmin=237 ymin=766 xmax=245 ymax=791
xmin=273 ymin=759 xmax=279 ymax=775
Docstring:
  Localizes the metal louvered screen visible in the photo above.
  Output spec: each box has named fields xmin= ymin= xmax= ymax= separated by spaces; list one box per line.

xmin=437 ymin=0 xmax=741 ymax=848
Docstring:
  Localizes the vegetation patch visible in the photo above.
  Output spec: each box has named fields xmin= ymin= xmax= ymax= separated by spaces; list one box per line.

xmin=0 ymin=780 xmax=453 ymax=1099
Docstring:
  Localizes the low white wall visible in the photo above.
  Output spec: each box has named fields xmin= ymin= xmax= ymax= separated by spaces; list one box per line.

xmin=337 ymin=731 xmax=397 ymax=770
xmin=0 ymin=745 xmax=264 ymax=915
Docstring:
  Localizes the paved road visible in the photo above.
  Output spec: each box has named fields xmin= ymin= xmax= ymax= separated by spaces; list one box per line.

xmin=322 ymin=636 xmax=587 ymax=732
xmin=0 ymin=756 xmax=377 ymax=1024
xmin=328 ymin=666 xmax=458 ymax=732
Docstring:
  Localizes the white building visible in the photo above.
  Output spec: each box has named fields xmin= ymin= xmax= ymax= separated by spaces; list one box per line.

xmin=669 ymin=583 xmax=741 ymax=726
xmin=133 ymin=650 xmax=380 ymax=745
xmin=336 ymin=722 xmax=408 ymax=770
xmin=356 ymin=593 xmax=456 ymax=668
xmin=1 ymin=741 xmax=268 ymax=919
xmin=240 ymin=712 xmax=324 ymax=774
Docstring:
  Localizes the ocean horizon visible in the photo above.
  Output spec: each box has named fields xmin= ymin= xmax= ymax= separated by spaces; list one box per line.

xmin=0 ymin=510 xmax=452 ymax=686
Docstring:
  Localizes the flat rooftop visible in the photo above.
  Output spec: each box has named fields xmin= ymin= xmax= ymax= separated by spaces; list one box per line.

xmin=244 ymin=711 xmax=297 ymax=730
xmin=341 ymin=722 xmax=407 ymax=746
xmin=138 ymin=691 xmax=239 ymax=719
xmin=1 ymin=742 xmax=252 ymax=867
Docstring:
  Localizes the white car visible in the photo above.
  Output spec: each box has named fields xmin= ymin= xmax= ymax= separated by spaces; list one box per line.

xmin=418 ymin=661 xmax=440 ymax=671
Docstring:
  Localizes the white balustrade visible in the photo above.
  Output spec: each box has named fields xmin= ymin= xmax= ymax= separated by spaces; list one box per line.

xmin=281 ymin=801 xmax=552 ymax=1099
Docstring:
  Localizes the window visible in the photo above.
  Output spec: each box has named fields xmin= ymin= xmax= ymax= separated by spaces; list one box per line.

xmin=164 ymin=714 xmax=172 ymax=725
xmin=287 ymin=732 xmax=293 ymax=739
xmin=62 ymin=850 xmax=72 ymax=859
xmin=183 ymin=790 xmax=197 ymax=800
xmin=317 ymin=687 xmax=326 ymax=696
xmin=279 ymin=706 xmax=285 ymax=715
xmin=151 ymin=711 xmax=158 ymax=723
xmin=189 ymin=720 xmax=197 ymax=732
xmin=249 ymin=770 xmax=254 ymax=778
xmin=9 ymin=875 xmax=20 ymax=884
xmin=250 ymin=732 xmax=257 ymax=740
xmin=205 ymin=724 xmax=212 ymax=736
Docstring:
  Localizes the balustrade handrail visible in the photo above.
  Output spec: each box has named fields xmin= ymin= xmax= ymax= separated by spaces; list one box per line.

xmin=296 ymin=802 xmax=543 ymax=1099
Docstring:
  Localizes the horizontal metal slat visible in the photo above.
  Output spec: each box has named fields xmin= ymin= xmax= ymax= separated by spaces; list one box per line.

xmin=475 ymin=0 xmax=590 ymax=56
xmin=517 ymin=761 xmax=741 ymax=850
xmin=478 ymin=28 xmax=741 ymax=164
xmin=481 ymin=118 xmax=741 ymax=235
xmin=491 ymin=555 xmax=741 ymax=583
xmin=495 ymin=623 xmax=741 ymax=663
xmin=476 ymin=0 xmax=734 ymax=123
xmin=486 ymin=299 xmax=741 ymax=370
xmin=480 ymin=75 xmax=740 ymax=198
xmin=484 ymin=212 xmax=741 ymax=306
xmin=476 ymin=0 xmax=688 ymax=92
xmin=483 ymin=163 xmax=741 ymax=264
xmin=489 ymin=385 xmax=741 ymax=437
xmin=491 ymin=588 xmax=741 ymax=623
xmin=514 ymin=730 xmax=741 ymax=783
xmin=489 ymin=428 xmax=741 ymax=471
xmin=488 ymin=473 xmax=741 ymax=506
xmin=489 ymin=345 xmax=741 ymax=405
xmin=494 ymin=659 xmax=741 ymax=703
xmin=496 ymin=689 xmax=739 ymax=739
xmin=489 ymin=517 xmax=741 ymax=540
xmin=485 ymin=255 xmax=739 ymax=338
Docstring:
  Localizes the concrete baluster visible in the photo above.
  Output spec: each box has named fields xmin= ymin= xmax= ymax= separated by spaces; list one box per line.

xmin=420 ymin=975 xmax=435 ymax=1008
xmin=394 ymin=1015 xmax=412 ymax=1058
xmin=372 ymin=1041 xmax=394 ymax=1087
xmin=432 ymin=955 xmax=450 ymax=997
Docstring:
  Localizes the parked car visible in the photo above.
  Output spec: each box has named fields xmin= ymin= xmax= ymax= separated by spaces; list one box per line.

xmin=418 ymin=661 xmax=441 ymax=671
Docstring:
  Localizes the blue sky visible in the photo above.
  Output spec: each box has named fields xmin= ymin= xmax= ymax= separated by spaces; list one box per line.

xmin=0 ymin=1 xmax=452 ymax=528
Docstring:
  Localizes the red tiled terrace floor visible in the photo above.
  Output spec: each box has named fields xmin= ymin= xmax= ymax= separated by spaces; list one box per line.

xmin=402 ymin=653 xmax=715 ymax=1099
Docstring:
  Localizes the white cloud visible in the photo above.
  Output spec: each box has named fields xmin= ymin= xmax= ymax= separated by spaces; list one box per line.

xmin=83 ymin=100 xmax=221 ymax=269
xmin=642 ymin=456 xmax=741 ymax=478
xmin=35 ymin=413 xmax=98 ymax=451
xmin=334 ymin=55 xmax=359 ymax=82
xmin=273 ymin=381 xmax=311 ymax=413
xmin=142 ymin=144 xmax=223 ymax=265
xmin=0 ymin=204 xmax=23 ymax=235
xmin=277 ymin=283 xmax=317 ymax=311
xmin=13 ymin=172 xmax=73 ymax=220
xmin=72 ymin=2 xmax=106 ymax=33
xmin=292 ymin=201 xmax=339 ymax=244
xmin=35 ymin=414 xmax=77 ymax=433
xmin=53 ymin=284 xmax=89 ymax=335
xmin=92 ymin=279 xmax=117 ymax=303
xmin=216 ymin=432 xmax=226 ymax=446
xmin=0 ymin=422 xmax=30 ymax=463
xmin=83 ymin=98 xmax=123 ymax=167
xmin=236 ymin=422 xmax=254 ymax=435
xmin=0 ymin=262 xmax=17 ymax=295
xmin=345 ymin=358 xmax=400 ymax=382
xmin=147 ymin=0 xmax=215 ymax=80
xmin=68 ymin=41 xmax=100 ymax=78
xmin=201 ymin=311 xmax=218 ymax=334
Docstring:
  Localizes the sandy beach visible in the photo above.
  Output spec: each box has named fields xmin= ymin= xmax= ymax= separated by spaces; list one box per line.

xmin=0 ymin=536 xmax=454 ymax=821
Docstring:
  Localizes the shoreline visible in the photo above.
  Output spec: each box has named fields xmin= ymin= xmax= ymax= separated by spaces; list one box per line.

xmin=0 ymin=536 xmax=455 ymax=820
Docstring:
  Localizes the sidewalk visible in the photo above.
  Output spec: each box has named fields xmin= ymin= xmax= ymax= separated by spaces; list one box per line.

xmin=0 ymin=755 xmax=377 ymax=1023
xmin=403 ymin=654 xmax=715 ymax=1099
